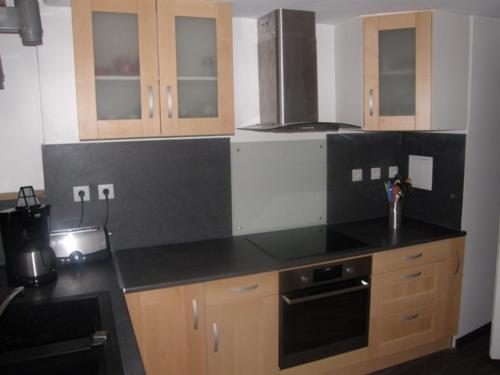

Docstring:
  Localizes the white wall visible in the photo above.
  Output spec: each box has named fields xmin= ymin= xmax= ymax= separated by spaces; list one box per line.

xmin=459 ymin=15 xmax=500 ymax=337
xmin=0 ymin=35 xmax=44 ymax=192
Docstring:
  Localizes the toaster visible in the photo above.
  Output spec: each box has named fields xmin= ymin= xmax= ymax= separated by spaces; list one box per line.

xmin=50 ymin=226 xmax=110 ymax=265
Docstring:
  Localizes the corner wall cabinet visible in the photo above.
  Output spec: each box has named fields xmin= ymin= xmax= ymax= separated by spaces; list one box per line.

xmin=72 ymin=0 xmax=234 ymax=140
xmin=335 ymin=10 xmax=470 ymax=131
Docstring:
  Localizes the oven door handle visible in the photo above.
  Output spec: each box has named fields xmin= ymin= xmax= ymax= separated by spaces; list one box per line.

xmin=281 ymin=280 xmax=370 ymax=305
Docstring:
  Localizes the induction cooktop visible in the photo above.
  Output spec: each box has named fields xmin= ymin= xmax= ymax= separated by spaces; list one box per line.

xmin=245 ymin=225 xmax=368 ymax=261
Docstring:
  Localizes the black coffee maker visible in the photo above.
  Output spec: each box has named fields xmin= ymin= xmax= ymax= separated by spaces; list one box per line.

xmin=0 ymin=187 xmax=56 ymax=287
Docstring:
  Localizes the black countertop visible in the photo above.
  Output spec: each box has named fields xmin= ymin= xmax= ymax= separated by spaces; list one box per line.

xmin=115 ymin=217 xmax=465 ymax=293
xmin=0 ymin=261 xmax=146 ymax=375
xmin=0 ymin=217 xmax=466 ymax=375
xmin=114 ymin=237 xmax=279 ymax=293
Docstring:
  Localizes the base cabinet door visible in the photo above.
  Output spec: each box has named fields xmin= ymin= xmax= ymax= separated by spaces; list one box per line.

xmin=206 ymin=295 xmax=278 ymax=375
xmin=125 ymin=283 xmax=207 ymax=375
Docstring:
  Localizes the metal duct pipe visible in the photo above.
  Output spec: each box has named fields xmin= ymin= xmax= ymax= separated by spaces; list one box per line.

xmin=0 ymin=0 xmax=43 ymax=46
xmin=15 ymin=0 xmax=43 ymax=46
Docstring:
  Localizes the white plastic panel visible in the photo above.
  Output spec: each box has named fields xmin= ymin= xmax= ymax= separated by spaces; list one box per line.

xmin=231 ymin=140 xmax=327 ymax=235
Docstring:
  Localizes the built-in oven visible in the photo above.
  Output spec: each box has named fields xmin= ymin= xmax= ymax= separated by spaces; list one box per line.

xmin=279 ymin=256 xmax=371 ymax=369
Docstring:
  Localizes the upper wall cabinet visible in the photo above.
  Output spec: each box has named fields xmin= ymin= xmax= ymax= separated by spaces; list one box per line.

xmin=72 ymin=0 xmax=234 ymax=140
xmin=335 ymin=10 xmax=470 ymax=131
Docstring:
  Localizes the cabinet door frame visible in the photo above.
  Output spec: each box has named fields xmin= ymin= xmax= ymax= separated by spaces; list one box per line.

xmin=125 ymin=283 xmax=208 ymax=375
xmin=72 ymin=0 xmax=161 ymax=140
xmin=363 ymin=12 xmax=432 ymax=131
xmin=157 ymin=0 xmax=234 ymax=137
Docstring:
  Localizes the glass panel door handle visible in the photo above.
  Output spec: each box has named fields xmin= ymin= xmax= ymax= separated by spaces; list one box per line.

xmin=369 ymin=89 xmax=374 ymax=116
xmin=148 ymin=86 xmax=154 ymax=118
xmin=167 ymin=86 xmax=173 ymax=118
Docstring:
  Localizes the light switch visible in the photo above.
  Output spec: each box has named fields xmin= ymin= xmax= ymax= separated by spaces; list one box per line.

xmin=409 ymin=155 xmax=433 ymax=190
xmin=388 ymin=166 xmax=399 ymax=178
xmin=352 ymin=169 xmax=363 ymax=182
xmin=371 ymin=167 xmax=381 ymax=180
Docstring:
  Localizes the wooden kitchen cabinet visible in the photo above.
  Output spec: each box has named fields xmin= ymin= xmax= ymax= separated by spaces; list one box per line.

xmin=369 ymin=238 xmax=465 ymax=358
xmin=205 ymin=272 xmax=279 ymax=375
xmin=125 ymin=283 xmax=207 ymax=375
xmin=335 ymin=10 xmax=470 ymax=131
xmin=363 ymin=11 xmax=432 ymax=131
xmin=72 ymin=0 xmax=234 ymax=140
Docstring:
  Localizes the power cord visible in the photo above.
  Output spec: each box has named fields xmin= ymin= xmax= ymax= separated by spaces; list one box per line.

xmin=103 ymin=188 xmax=110 ymax=229
xmin=78 ymin=190 xmax=85 ymax=227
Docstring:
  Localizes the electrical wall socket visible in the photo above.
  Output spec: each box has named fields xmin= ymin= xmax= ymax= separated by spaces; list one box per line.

xmin=98 ymin=184 xmax=115 ymax=200
xmin=352 ymin=169 xmax=363 ymax=182
xmin=73 ymin=186 xmax=90 ymax=202
xmin=370 ymin=167 xmax=381 ymax=180
xmin=388 ymin=166 xmax=399 ymax=178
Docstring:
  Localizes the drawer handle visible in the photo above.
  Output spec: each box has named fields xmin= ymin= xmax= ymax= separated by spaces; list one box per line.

xmin=402 ymin=253 xmax=423 ymax=261
xmin=192 ymin=299 xmax=199 ymax=330
xmin=400 ymin=271 xmax=422 ymax=280
xmin=212 ymin=322 xmax=219 ymax=353
xmin=400 ymin=313 xmax=419 ymax=321
xmin=228 ymin=284 xmax=259 ymax=293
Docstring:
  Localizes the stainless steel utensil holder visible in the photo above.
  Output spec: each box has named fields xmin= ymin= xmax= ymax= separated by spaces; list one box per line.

xmin=389 ymin=200 xmax=402 ymax=230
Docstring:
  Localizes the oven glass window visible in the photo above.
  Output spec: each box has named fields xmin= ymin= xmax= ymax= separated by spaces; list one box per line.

xmin=280 ymin=280 xmax=369 ymax=368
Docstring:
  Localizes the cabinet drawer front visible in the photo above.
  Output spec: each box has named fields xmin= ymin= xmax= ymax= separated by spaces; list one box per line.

xmin=205 ymin=272 xmax=278 ymax=306
xmin=372 ymin=240 xmax=450 ymax=274
xmin=369 ymin=294 xmax=446 ymax=356
xmin=371 ymin=261 xmax=447 ymax=312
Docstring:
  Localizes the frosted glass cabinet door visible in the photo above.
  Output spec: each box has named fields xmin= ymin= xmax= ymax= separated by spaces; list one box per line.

xmin=363 ymin=12 xmax=431 ymax=131
xmin=93 ymin=12 xmax=141 ymax=121
xmin=157 ymin=0 xmax=234 ymax=137
xmin=176 ymin=17 xmax=218 ymax=119
xmin=72 ymin=0 xmax=160 ymax=140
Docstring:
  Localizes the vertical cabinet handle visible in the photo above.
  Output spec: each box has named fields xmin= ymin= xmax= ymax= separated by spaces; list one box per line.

xmin=454 ymin=250 xmax=461 ymax=275
xmin=192 ymin=299 xmax=199 ymax=330
xmin=167 ymin=86 xmax=173 ymax=118
xmin=148 ymin=86 xmax=154 ymax=118
xmin=212 ymin=322 xmax=219 ymax=353
xmin=368 ymin=88 xmax=374 ymax=116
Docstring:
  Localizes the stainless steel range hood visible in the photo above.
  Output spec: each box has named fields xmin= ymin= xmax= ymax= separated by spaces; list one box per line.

xmin=241 ymin=9 xmax=357 ymax=132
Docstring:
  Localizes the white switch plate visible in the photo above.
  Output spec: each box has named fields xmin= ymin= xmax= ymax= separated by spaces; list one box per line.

xmin=370 ymin=167 xmax=381 ymax=180
xmin=409 ymin=155 xmax=433 ymax=190
xmin=388 ymin=166 xmax=399 ymax=178
xmin=352 ymin=169 xmax=363 ymax=182
xmin=98 ymin=184 xmax=115 ymax=200
xmin=73 ymin=186 xmax=90 ymax=202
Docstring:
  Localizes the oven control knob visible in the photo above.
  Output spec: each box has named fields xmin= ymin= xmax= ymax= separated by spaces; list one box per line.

xmin=300 ymin=275 xmax=310 ymax=284
xmin=345 ymin=266 xmax=354 ymax=275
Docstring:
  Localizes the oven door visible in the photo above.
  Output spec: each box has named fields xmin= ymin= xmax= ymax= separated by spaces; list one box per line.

xmin=279 ymin=277 xmax=370 ymax=369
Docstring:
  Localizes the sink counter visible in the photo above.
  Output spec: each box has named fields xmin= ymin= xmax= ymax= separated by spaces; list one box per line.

xmin=0 ymin=261 xmax=145 ymax=375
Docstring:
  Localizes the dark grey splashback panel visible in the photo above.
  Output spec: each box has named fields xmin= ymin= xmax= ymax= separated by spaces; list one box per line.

xmin=327 ymin=133 xmax=403 ymax=223
xmin=42 ymin=139 xmax=232 ymax=250
xmin=327 ymin=133 xmax=465 ymax=230
xmin=400 ymin=133 xmax=465 ymax=230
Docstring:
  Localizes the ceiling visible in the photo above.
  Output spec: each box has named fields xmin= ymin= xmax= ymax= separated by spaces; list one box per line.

xmin=231 ymin=0 xmax=500 ymax=24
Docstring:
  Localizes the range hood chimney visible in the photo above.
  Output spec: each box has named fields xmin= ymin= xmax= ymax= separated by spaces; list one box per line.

xmin=241 ymin=9 xmax=357 ymax=133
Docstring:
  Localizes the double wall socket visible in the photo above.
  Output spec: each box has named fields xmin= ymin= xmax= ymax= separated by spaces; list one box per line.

xmin=72 ymin=184 xmax=115 ymax=202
